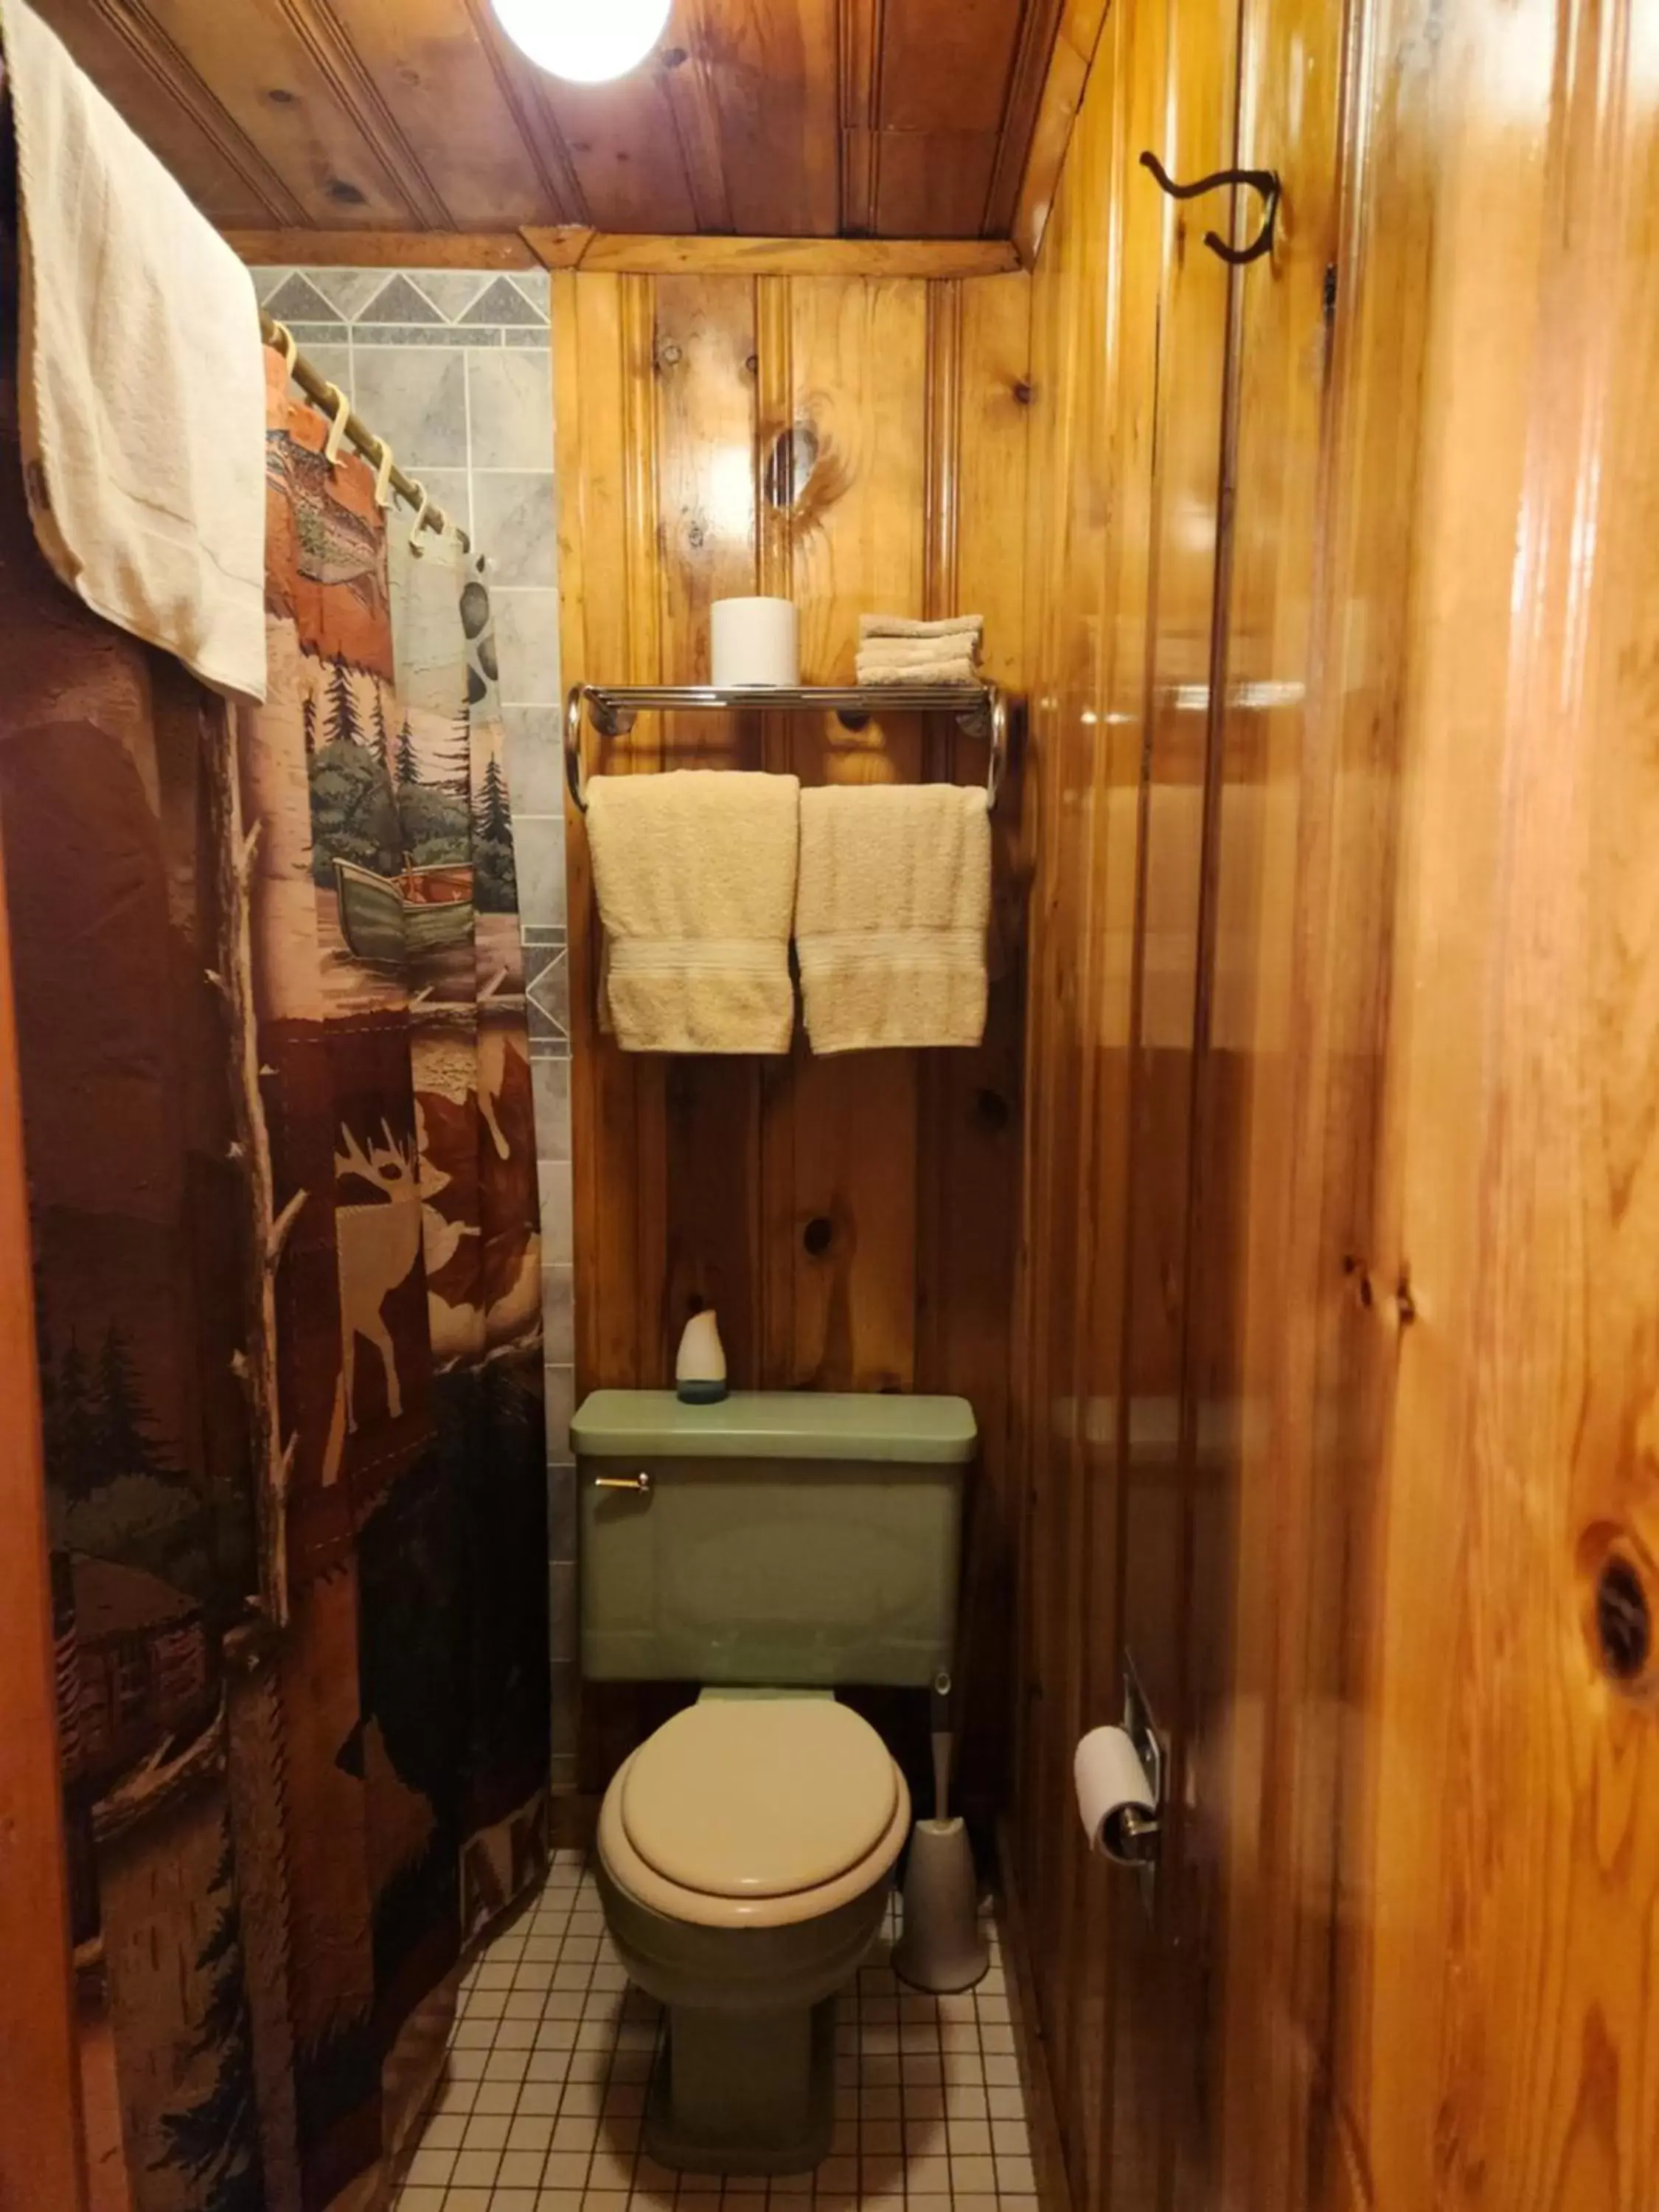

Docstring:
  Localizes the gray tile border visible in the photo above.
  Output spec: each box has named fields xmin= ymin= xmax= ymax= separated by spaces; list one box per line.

xmin=462 ymin=274 xmax=547 ymax=327
xmin=350 ymin=323 xmax=498 ymax=349
xmin=265 ymin=271 xmax=338 ymax=324
xmin=358 ymin=271 xmax=445 ymax=325
xmin=413 ymin=271 xmax=495 ymax=322
xmin=299 ymin=268 xmax=387 ymax=321
xmin=526 ymin=945 xmax=569 ymax=1042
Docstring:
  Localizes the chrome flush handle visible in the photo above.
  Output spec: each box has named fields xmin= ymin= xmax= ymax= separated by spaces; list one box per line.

xmin=594 ymin=1470 xmax=653 ymax=1494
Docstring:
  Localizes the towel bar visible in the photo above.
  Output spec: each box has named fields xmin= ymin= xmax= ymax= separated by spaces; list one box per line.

xmin=563 ymin=684 xmax=1011 ymax=815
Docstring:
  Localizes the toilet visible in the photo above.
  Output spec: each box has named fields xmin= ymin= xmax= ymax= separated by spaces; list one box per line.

xmin=573 ymin=1388 xmax=976 ymax=2174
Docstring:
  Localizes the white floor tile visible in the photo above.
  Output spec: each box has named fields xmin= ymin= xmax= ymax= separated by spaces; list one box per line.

xmin=394 ymin=1855 xmax=1039 ymax=2212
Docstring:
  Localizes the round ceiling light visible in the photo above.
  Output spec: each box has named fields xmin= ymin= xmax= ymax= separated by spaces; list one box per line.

xmin=491 ymin=0 xmax=672 ymax=83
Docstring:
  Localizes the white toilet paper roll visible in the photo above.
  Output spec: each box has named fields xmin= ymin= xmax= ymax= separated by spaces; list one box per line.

xmin=711 ymin=597 xmax=800 ymax=688
xmin=1073 ymin=1725 xmax=1155 ymax=1860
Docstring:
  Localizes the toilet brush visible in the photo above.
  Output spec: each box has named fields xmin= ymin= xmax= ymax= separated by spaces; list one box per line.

xmin=892 ymin=1672 xmax=990 ymax=1994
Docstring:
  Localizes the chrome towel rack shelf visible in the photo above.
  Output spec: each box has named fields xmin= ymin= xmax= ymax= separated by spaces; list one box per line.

xmin=563 ymin=684 xmax=1011 ymax=815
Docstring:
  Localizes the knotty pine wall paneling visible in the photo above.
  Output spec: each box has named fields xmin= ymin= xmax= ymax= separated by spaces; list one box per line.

xmin=1225 ymin=2 xmax=1659 ymax=2207
xmin=1015 ymin=2 xmax=1659 ymax=2212
xmin=553 ymin=264 xmax=1030 ymax=1798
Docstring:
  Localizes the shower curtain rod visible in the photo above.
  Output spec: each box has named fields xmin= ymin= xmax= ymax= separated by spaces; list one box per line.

xmin=260 ymin=311 xmax=468 ymax=552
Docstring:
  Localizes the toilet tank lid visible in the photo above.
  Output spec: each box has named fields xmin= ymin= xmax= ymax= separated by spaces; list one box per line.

xmin=572 ymin=1390 xmax=976 ymax=1464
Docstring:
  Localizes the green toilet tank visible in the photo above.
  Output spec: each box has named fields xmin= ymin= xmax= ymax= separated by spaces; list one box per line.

xmin=572 ymin=1391 xmax=976 ymax=1687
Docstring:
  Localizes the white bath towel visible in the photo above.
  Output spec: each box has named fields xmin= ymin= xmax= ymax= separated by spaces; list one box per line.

xmin=796 ymin=784 xmax=990 ymax=1052
xmin=585 ymin=771 xmax=800 ymax=1054
xmin=1 ymin=0 xmax=268 ymax=700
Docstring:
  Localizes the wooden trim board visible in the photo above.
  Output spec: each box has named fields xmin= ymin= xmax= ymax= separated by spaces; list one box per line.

xmin=0 ymin=823 xmax=87 ymax=2212
xmin=549 ymin=232 xmax=1020 ymax=276
xmin=227 ymin=226 xmax=1020 ymax=279
xmin=997 ymin=1820 xmax=1077 ymax=2212
xmin=223 ymin=227 xmax=540 ymax=268
xmin=1012 ymin=1 xmax=1113 ymax=266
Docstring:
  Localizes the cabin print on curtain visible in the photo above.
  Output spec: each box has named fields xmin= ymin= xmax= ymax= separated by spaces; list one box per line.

xmin=0 ymin=306 xmax=547 ymax=2212
xmin=233 ymin=347 xmax=549 ymax=2208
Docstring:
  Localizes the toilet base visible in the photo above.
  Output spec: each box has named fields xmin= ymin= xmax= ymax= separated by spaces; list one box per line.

xmin=645 ymin=1994 xmax=837 ymax=2174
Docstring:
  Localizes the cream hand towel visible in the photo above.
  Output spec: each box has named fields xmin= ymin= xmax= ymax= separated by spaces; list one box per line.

xmin=1 ymin=0 xmax=268 ymax=701
xmin=585 ymin=771 xmax=800 ymax=1054
xmin=859 ymin=613 xmax=985 ymax=642
xmin=797 ymin=785 xmax=990 ymax=1052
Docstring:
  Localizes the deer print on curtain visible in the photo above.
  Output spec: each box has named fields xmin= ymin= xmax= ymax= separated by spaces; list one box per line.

xmin=0 ymin=315 xmax=548 ymax=2212
xmin=229 ymin=346 xmax=549 ymax=2208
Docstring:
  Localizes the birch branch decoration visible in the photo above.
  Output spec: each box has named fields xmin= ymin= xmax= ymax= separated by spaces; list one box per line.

xmin=206 ymin=703 xmax=299 ymax=1631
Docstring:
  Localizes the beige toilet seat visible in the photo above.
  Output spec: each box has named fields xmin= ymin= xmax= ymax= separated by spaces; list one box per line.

xmin=600 ymin=1701 xmax=911 ymax=1930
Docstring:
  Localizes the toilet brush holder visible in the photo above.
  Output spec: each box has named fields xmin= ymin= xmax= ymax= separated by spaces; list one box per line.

xmin=893 ymin=1818 xmax=990 ymax=1994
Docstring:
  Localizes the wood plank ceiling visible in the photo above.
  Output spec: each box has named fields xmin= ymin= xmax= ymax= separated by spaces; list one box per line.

xmin=38 ymin=0 xmax=1067 ymax=240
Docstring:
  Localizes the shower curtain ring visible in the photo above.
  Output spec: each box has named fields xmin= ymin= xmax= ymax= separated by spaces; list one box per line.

xmin=271 ymin=319 xmax=299 ymax=374
xmin=321 ymin=382 xmax=352 ymax=468
xmin=370 ymin=435 xmax=395 ymax=509
xmin=406 ymin=481 xmax=432 ymax=556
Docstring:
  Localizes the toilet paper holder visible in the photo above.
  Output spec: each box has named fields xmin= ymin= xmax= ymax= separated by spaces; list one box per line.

xmin=1109 ymin=1662 xmax=1164 ymax=1869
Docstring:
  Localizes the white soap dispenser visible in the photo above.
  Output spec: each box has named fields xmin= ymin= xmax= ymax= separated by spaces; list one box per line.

xmin=675 ymin=1309 xmax=728 ymax=1405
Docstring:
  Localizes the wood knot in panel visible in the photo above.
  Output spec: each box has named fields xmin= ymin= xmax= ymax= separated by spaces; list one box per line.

xmin=1577 ymin=1525 xmax=1658 ymax=1695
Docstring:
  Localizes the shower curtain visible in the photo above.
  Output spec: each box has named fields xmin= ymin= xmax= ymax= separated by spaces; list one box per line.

xmin=0 ymin=307 xmax=548 ymax=2212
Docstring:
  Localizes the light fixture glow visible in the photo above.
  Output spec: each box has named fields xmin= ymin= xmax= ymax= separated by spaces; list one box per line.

xmin=491 ymin=0 xmax=672 ymax=83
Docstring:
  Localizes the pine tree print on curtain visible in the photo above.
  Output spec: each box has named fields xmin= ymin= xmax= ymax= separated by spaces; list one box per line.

xmin=233 ymin=346 xmax=548 ymax=2211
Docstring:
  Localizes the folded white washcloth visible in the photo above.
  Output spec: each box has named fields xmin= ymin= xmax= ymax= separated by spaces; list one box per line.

xmin=1 ymin=0 xmax=268 ymax=700
xmin=796 ymin=784 xmax=990 ymax=1052
xmin=859 ymin=613 xmax=985 ymax=642
xmin=855 ymin=655 xmax=981 ymax=686
xmin=585 ymin=771 xmax=800 ymax=1054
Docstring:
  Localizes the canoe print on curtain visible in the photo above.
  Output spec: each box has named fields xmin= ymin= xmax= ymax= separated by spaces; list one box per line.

xmin=235 ymin=345 xmax=549 ymax=2208
xmin=0 ymin=290 xmax=548 ymax=2212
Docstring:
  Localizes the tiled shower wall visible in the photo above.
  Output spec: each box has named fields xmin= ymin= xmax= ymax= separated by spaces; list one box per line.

xmin=251 ymin=263 xmax=579 ymax=1787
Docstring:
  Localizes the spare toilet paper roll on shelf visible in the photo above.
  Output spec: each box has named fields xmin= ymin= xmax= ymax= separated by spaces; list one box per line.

xmin=1074 ymin=1724 xmax=1160 ymax=1865
xmin=712 ymin=597 xmax=800 ymax=688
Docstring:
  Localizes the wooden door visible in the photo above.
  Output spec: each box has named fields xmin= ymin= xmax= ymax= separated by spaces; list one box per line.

xmin=1218 ymin=0 xmax=1659 ymax=2204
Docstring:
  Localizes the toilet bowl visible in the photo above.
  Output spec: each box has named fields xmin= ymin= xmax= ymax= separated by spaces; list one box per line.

xmin=594 ymin=1693 xmax=911 ymax=2173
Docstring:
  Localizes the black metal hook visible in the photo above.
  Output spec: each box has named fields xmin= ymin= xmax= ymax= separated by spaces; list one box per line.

xmin=1138 ymin=150 xmax=1280 ymax=265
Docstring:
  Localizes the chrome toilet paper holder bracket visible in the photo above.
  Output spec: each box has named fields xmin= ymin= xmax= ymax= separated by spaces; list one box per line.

xmin=1107 ymin=1660 xmax=1165 ymax=1877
